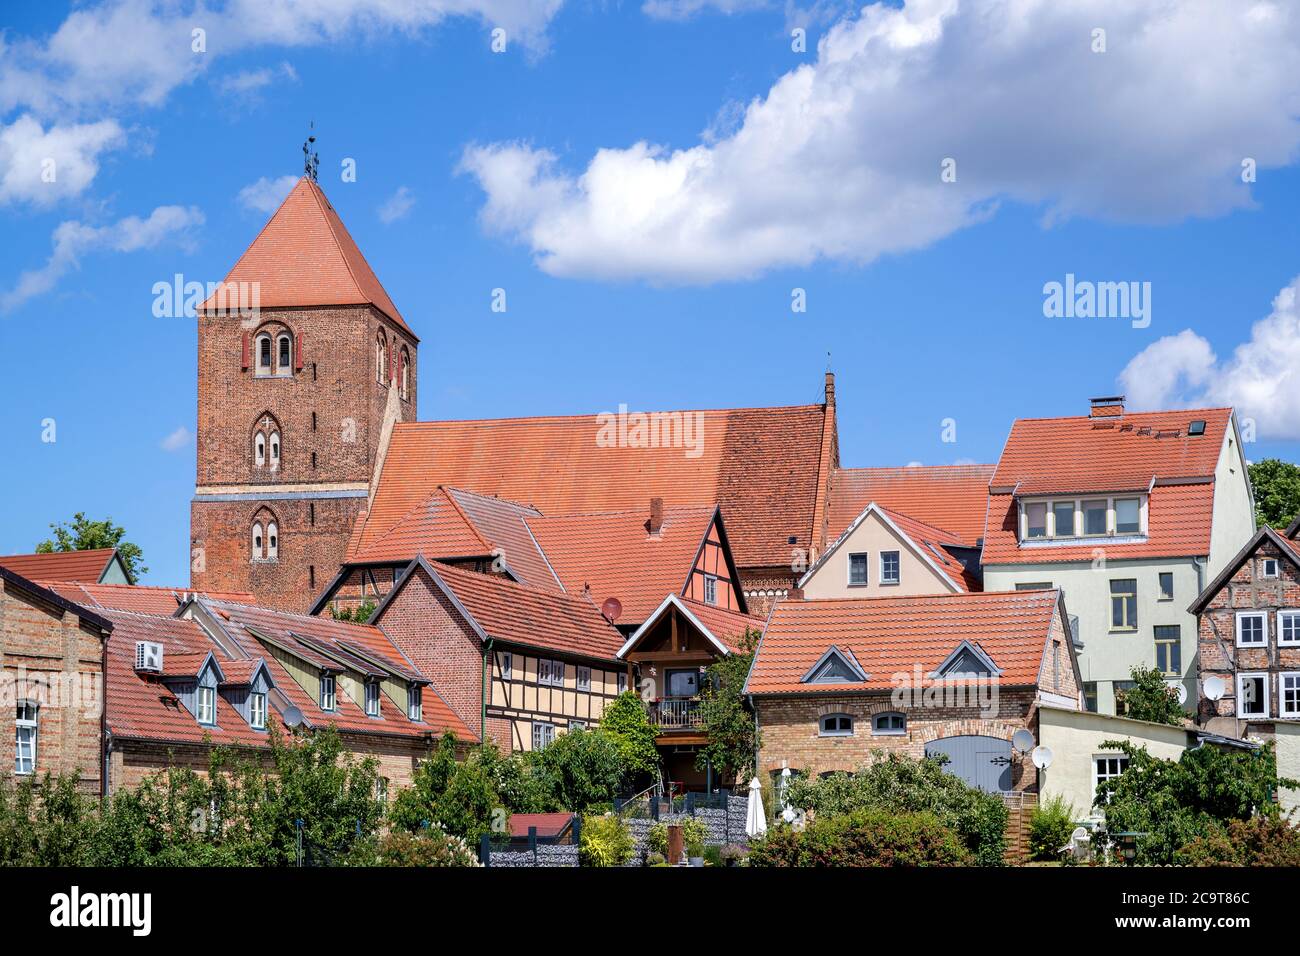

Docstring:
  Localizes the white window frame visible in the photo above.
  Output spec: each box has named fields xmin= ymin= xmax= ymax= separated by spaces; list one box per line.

xmin=365 ymin=681 xmax=380 ymax=717
xmin=408 ymin=685 xmax=422 ymax=721
xmin=375 ymin=777 xmax=389 ymax=803
xmin=617 ymin=672 xmax=627 ymax=694
xmin=254 ymin=430 xmax=266 ymax=467
xmin=1262 ymin=558 xmax=1280 ymax=579
xmin=197 ymin=685 xmax=216 ymax=726
xmin=1092 ymin=754 xmax=1130 ymax=804
xmin=576 ymin=666 xmax=591 ymax=691
xmin=1237 ymin=672 xmax=1268 ymax=718
xmin=249 ymin=692 xmax=267 ymax=730
xmin=1114 ymin=497 xmax=1141 ymax=535
xmin=276 ymin=334 xmax=292 ymax=374
xmin=702 ymin=574 xmax=718 ymax=605
xmin=871 ymin=711 xmax=906 ymax=736
xmin=268 ymin=431 xmax=281 ymax=471
xmin=1279 ymin=610 xmax=1300 ymax=647
xmin=879 ymin=550 xmax=900 ymax=585
xmin=320 ymin=674 xmax=336 ymax=712
xmin=1235 ymin=610 xmax=1267 ymax=648
xmin=1051 ymin=501 xmax=1076 ymax=538
xmin=818 ymin=713 xmax=854 ymax=737
xmin=1023 ymin=502 xmax=1047 ymax=539
xmin=1082 ymin=499 xmax=1109 ymax=536
xmin=847 ymin=552 xmax=869 ymax=587
xmin=15 ymin=701 xmax=38 ymax=775
xmin=251 ymin=521 xmax=263 ymax=560
xmin=256 ymin=333 xmax=272 ymax=374
xmin=266 ymin=521 xmax=279 ymax=560
xmin=1280 ymin=672 xmax=1300 ymax=719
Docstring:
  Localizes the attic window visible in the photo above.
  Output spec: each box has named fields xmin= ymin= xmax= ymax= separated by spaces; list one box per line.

xmin=197 ymin=686 xmax=216 ymax=726
xmin=249 ymin=692 xmax=267 ymax=730
xmin=802 ymin=647 xmax=867 ymax=684
xmin=1188 ymin=420 xmax=1206 ymax=436
xmin=933 ymin=641 xmax=1000 ymax=678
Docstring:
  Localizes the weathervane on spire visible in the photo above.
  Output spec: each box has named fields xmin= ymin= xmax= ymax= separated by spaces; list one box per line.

xmin=302 ymin=121 xmax=319 ymax=182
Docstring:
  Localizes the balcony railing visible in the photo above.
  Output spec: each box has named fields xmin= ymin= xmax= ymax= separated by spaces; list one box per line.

xmin=651 ymin=696 xmax=703 ymax=730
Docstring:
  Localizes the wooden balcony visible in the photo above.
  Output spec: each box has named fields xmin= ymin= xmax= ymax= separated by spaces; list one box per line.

xmin=651 ymin=696 xmax=703 ymax=731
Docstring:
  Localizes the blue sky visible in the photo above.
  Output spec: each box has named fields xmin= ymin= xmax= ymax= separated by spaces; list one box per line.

xmin=2 ymin=0 xmax=1299 ymax=585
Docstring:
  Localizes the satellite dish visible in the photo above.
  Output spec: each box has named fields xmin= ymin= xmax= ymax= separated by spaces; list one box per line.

xmin=601 ymin=597 xmax=623 ymax=623
xmin=1165 ymin=680 xmax=1188 ymax=705
xmin=1011 ymin=729 xmax=1035 ymax=753
xmin=283 ymin=705 xmax=304 ymax=729
xmin=1204 ymin=676 xmax=1226 ymax=702
xmin=1031 ymin=745 xmax=1054 ymax=770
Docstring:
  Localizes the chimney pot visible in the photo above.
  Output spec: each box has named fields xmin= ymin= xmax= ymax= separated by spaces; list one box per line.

xmin=648 ymin=497 xmax=664 ymax=535
xmin=1089 ymin=395 xmax=1125 ymax=418
xmin=824 ymin=371 xmax=836 ymax=407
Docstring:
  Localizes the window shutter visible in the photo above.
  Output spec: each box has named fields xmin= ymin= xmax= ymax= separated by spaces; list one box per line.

xmin=295 ymin=332 xmax=304 ymax=370
xmin=241 ymin=332 xmax=250 ymax=370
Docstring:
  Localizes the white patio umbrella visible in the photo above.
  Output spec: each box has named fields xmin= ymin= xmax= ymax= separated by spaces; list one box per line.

xmin=745 ymin=776 xmax=767 ymax=838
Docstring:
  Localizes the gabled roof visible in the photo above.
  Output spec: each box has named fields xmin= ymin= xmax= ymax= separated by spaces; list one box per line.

xmin=799 ymin=502 xmax=978 ymax=593
xmin=745 ymin=589 xmax=1066 ymax=696
xmin=526 ymin=505 xmax=726 ymax=624
xmin=982 ymin=407 xmax=1234 ymax=566
xmin=199 ymin=177 xmax=414 ymax=338
xmin=1188 ymin=526 xmax=1300 ymax=614
xmin=990 ymin=407 xmax=1231 ymax=493
xmin=192 ymin=597 xmax=472 ymax=740
xmin=0 ymin=564 xmax=113 ymax=634
xmin=103 ymin=610 xmax=271 ymax=747
xmin=0 ymin=548 xmax=124 ymax=584
xmin=374 ymin=557 xmax=625 ymax=663
xmin=353 ymin=401 xmax=835 ymax=572
xmin=44 ymin=581 xmax=255 ymax=616
xmin=828 ymin=465 xmax=993 ymax=545
xmin=617 ymin=593 xmax=762 ymax=659
xmin=340 ymin=486 xmax=560 ymax=592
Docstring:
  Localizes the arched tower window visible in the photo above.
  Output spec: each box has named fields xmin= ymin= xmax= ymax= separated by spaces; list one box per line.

xmin=400 ymin=346 xmax=410 ymax=400
xmin=376 ymin=332 xmax=388 ymax=384
xmin=254 ymin=431 xmax=266 ymax=467
xmin=251 ymin=522 xmax=264 ymax=560
xmin=277 ymin=334 xmax=292 ymax=374
xmin=256 ymin=334 xmax=272 ymax=374
xmin=267 ymin=522 xmax=279 ymax=560
xmin=269 ymin=430 xmax=281 ymax=470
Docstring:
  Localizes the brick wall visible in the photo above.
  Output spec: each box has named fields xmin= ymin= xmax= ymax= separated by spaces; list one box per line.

xmin=755 ymin=688 xmax=1039 ymax=790
xmin=1198 ymin=537 xmax=1300 ymax=719
xmin=0 ymin=581 xmax=106 ymax=793
xmin=374 ymin=565 xmax=484 ymax=741
xmin=192 ymin=303 xmax=416 ymax=611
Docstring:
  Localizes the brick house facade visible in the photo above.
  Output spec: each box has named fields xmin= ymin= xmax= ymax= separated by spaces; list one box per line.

xmin=1191 ymin=526 xmax=1300 ymax=725
xmin=0 ymin=567 xmax=111 ymax=793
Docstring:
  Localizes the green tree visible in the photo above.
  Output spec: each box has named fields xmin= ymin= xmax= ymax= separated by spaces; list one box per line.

xmin=596 ymin=692 xmax=661 ymax=786
xmin=695 ymin=628 xmax=761 ymax=784
xmin=1248 ymin=458 xmax=1300 ymax=529
xmin=1095 ymin=738 xmax=1298 ymax=864
xmin=36 ymin=512 xmax=147 ymax=583
xmin=389 ymin=734 xmax=507 ymax=844
xmin=330 ymin=599 xmax=377 ymax=624
xmin=1119 ymin=665 xmax=1185 ymax=725
xmin=528 ymin=728 xmax=626 ymax=812
xmin=749 ymin=808 xmax=971 ymax=867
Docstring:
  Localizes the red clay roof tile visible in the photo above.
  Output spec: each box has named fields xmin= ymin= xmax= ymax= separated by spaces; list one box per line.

xmin=0 ymin=548 xmax=118 ymax=584
xmin=829 ymin=466 xmax=994 ymax=546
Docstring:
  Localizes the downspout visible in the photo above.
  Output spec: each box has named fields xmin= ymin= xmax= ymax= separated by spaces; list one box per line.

xmin=481 ymin=638 xmax=493 ymax=744
xmin=100 ymin=630 xmax=109 ymax=799
xmin=749 ymin=693 xmax=758 ymax=783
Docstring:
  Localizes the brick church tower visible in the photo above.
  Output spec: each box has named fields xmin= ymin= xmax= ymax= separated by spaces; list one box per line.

xmin=190 ymin=176 xmax=417 ymax=610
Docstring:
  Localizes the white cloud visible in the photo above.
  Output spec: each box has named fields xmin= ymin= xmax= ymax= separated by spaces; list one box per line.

xmin=1119 ymin=276 xmax=1300 ymax=439
xmin=160 ymin=426 xmax=193 ymax=451
xmin=0 ymin=115 xmax=124 ymax=205
xmin=0 ymin=205 xmax=205 ymax=313
xmin=642 ymin=0 xmax=771 ymax=19
xmin=462 ymin=0 xmax=1300 ymax=283
xmin=0 ymin=0 xmax=565 ymax=117
xmin=216 ymin=61 xmax=298 ymax=96
xmin=377 ymin=186 xmax=415 ymax=224
xmin=238 ymin=174 xmax=298 ymax=214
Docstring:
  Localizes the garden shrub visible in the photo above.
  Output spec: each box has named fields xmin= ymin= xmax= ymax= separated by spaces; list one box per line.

xmin=578 ymin=812 xmax=635 ymax=867
xmin=748 ymin=809 xmax=971 ymax=867
xmin=1178 ymin=815 xmax=1300 ymax=867
xmin=786 ymin=752 xmax=1007 ymax=865
xmin=1028 ymin=794 xmax=1077 ymax=861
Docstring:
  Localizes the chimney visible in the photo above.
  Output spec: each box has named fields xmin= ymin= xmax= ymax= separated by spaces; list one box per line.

xmin=1089 ymin=395 xmax=1125 ymax=419
xmin=824 ymin=371 xmax=836 ymax=408
xmin=648 ymin=497 xmax=664 ymax=536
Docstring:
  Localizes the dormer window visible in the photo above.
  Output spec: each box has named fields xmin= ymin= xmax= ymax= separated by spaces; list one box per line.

xmin=1115 ymin=498 xmax=1140 ymax=534
xmin=1025 ymin=503 xmax=1047 ymax=539
xmin=197 ymin=685 xmax=216 ymax=726
xmin=1020 ymin=495 xmax=1146 ymax=542
xmin=408 ymin=685 xmax=423 ymax=721
xmin=249 ymin=692 xmax=267 ymax=730
xmin=801 ymin=646 xmax=868 ymax=684
xmin=365 ymin=681 xmax=380 ymax=717
xmin=320 ymin=674 xmax=336 ymax=712
xmin=1082 ymin=500 xmax=1108 ymax=536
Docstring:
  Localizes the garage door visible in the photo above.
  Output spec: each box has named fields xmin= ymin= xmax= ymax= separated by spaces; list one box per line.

xmin=925 ymin=735 xmax=1012 ymax=792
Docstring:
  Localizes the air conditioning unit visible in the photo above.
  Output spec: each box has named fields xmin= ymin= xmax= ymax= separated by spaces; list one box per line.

xmin=135 ymin=641 xmax=164 ymax=673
